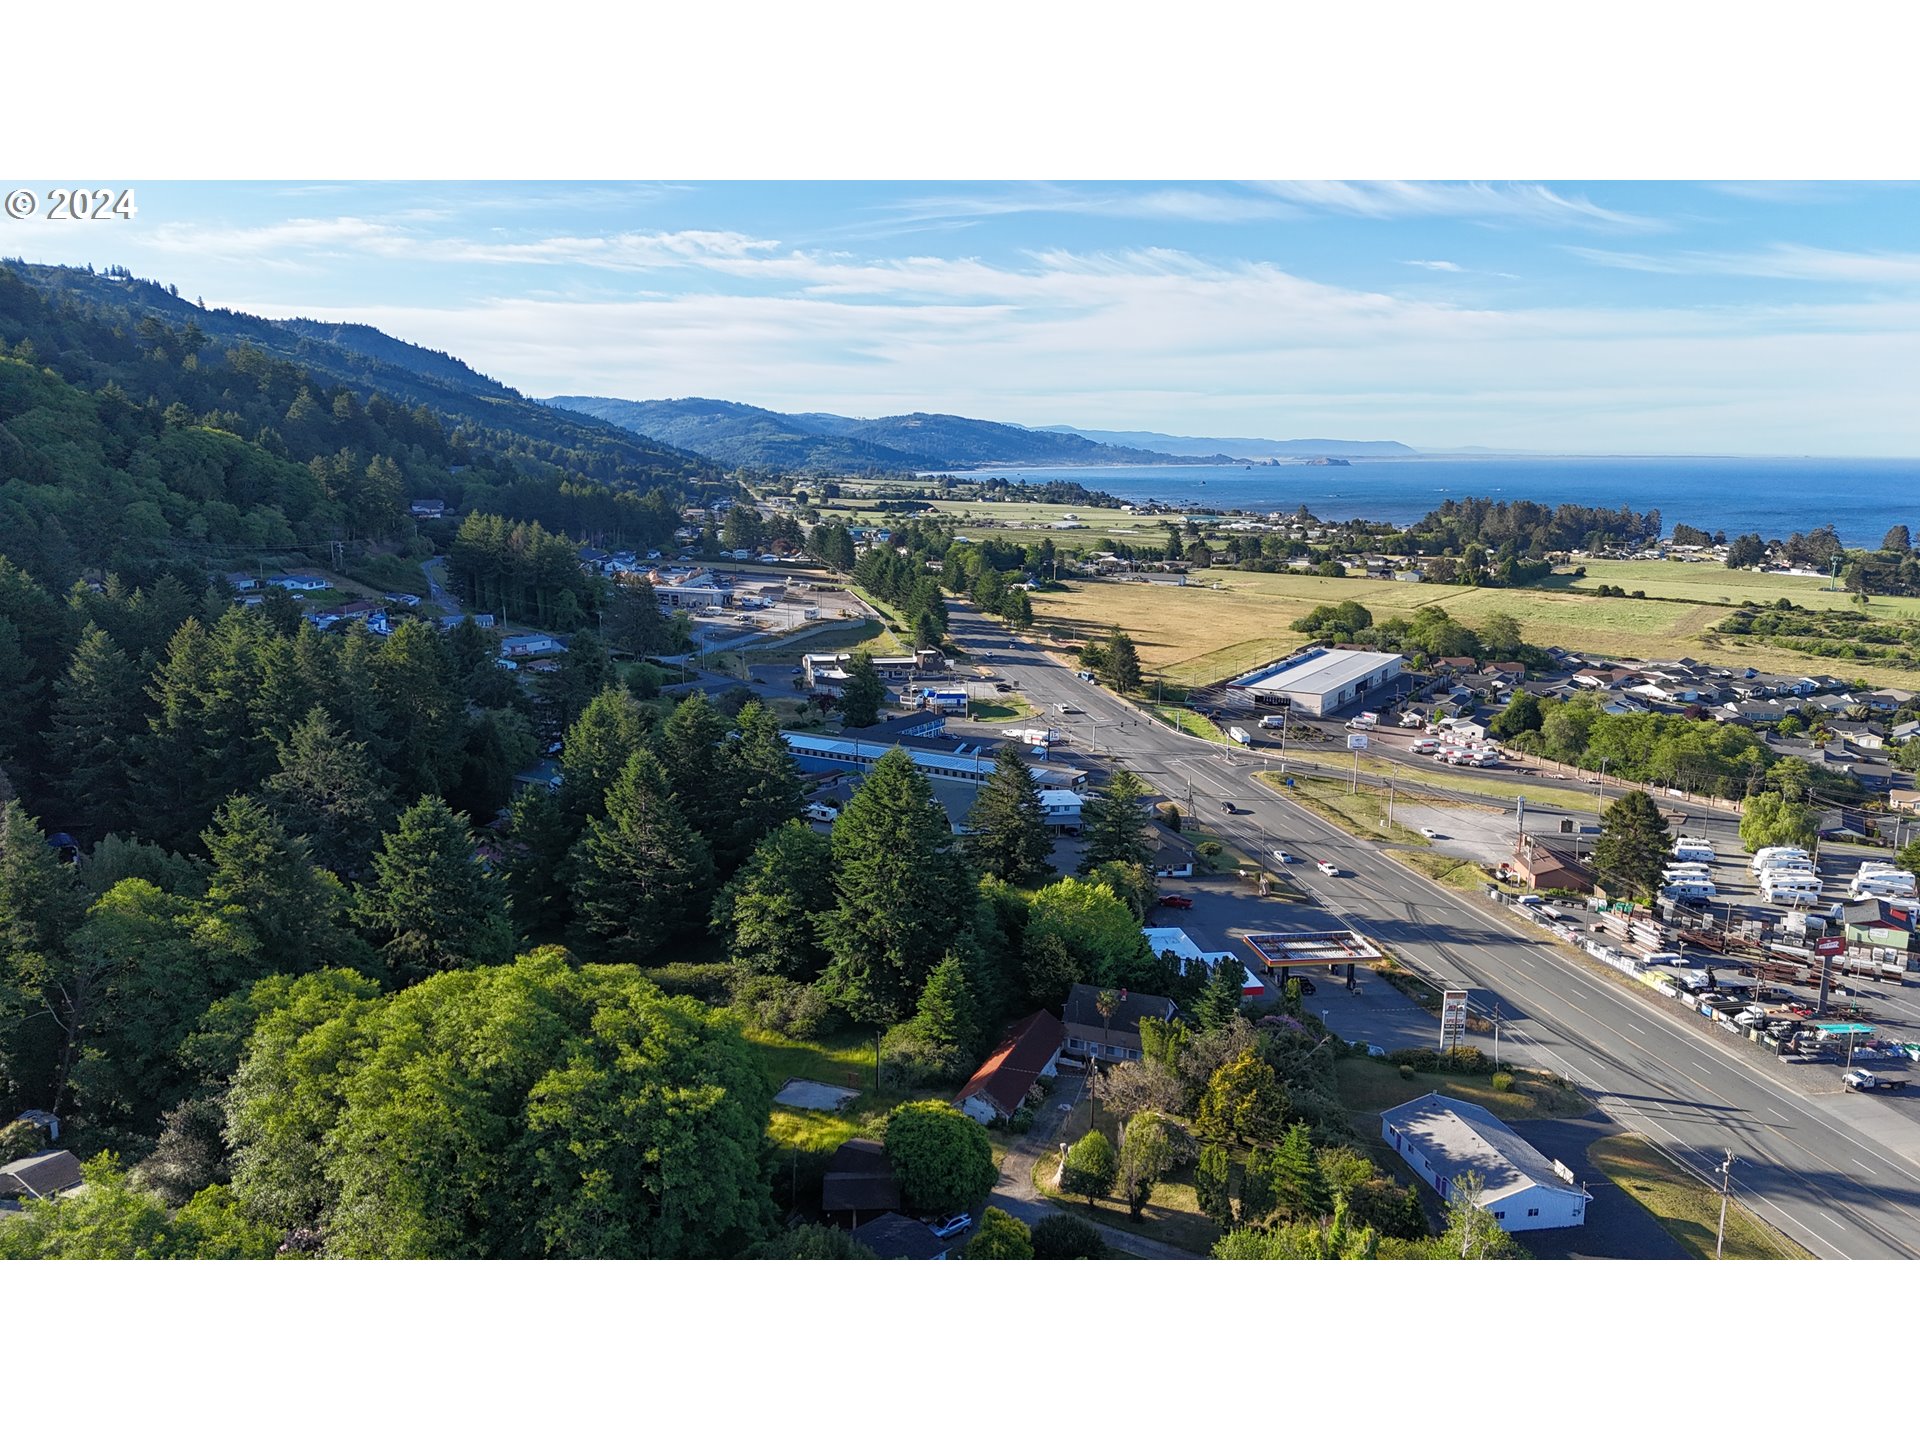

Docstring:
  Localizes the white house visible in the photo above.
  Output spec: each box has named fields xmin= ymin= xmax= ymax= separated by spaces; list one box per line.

xmin=269 ymin=572 xmax=329 ymax=593
xmin=1037 ymin=788 xmax=1084 ymax=831
xmin=1380 ymin=1093 xmax=1588 ymax=1232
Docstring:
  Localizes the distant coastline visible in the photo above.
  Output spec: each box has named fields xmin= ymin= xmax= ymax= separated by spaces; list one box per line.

xmin=923 ymin=454 xmax=1920 ymax=548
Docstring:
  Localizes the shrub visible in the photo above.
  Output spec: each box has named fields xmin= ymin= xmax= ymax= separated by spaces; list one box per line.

xmin=1031 ymin=1213 xmax=1107 ymax=1259
xmin=1387 ymin=1046 xmax=1490 ymax=1075
xmin=642 ymin=962 xmax=734 ymax=1006
xmin=879 ymin=1026 xmax=970 ymax=1090
xmin=1196 ymin=841 xmax=1223 ymax=858
xmin=1490 ymin=1071 xmax=1515 ymax=1093
xmin=1398 ymin=1064 xmax=1416 ymax=1081
xmin=731 ymin=975 xmax=836 ymax=1039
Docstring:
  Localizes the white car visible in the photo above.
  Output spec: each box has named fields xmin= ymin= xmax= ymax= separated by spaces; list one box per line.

xmin=1316 ymin=860 xmax=1340 ymax=877
xmin=1419 ymin=827 xmax=1442 ymax=840
xmin=1272 ymin=849 xmax=1296 ymax=864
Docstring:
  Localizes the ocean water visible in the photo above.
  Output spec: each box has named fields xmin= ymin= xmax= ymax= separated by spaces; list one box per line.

xmin=946 ymin=455 xmax=1920 ymax=548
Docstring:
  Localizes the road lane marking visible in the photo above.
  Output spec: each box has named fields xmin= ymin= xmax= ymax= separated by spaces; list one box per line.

xmin=1626 ymin=1022 xmax=1645 ymax=1034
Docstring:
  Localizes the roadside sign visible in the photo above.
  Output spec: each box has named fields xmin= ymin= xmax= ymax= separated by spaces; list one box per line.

xmin=1440 ymin=989 xmax=1470 ymax=1050
xmin=1347 ymin=733 xmax=1369 ymax=751
xmin=1815 ymin=935 xmax=1847 ymax=956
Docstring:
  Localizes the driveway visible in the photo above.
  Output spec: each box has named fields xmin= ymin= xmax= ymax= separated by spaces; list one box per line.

xmin=987 ymin=1073 xmax=1199 ymax=1260
xmin=1505 ymin=1113 xmax=1689 ymax=1260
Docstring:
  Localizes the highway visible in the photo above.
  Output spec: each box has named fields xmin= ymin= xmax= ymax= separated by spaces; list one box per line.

xmin=950 ymin=603 xmax=1920 ymax=1259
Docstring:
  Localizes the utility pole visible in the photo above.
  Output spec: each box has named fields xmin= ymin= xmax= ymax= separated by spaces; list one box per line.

xmin=1715 ymin=1149 xmax=1734 ymax=1259
xmin=1492 ymin=999 xmax=1501 ymax=1069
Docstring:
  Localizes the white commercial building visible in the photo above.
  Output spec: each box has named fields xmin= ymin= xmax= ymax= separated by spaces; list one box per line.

xmin=1380 ymin=1093 xmax=1589 ymax=1232
xmin=1227 ymin=647 xmax=1404 ymax=718
xmin=1142 ymin=927 xmax=1263 ymax=994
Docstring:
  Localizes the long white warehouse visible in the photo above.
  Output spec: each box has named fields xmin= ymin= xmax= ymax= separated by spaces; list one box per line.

xmin=1227 ymin=646 xmax=1403 ymax=718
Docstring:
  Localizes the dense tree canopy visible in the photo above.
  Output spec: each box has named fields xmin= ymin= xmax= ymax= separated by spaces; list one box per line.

xmin=224 ymin=951 xmax=774 ymax=1258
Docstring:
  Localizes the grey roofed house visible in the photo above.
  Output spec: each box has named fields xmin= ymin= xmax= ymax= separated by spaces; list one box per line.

xmin=850 ymin=1212 xmax=953 ymax=1260
xmin=0 ymin=1149 xmax=84 ymax=1199
xmin=820 ymin=1137 xmax=900 ymax=1220
xmin=1062 ymin=983 xmax=1177 ymax=1063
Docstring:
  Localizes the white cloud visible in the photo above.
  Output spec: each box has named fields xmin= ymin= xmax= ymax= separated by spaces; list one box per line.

xmin=879 ymin=183 xmax=1295 ymax=226
xmin=221 ymin=239 xmax=1920 ymax=453
xmin=1571 ymin=242 xmax=1920 ymax=285
xmin=1258 ymin=180 xmax=1663 ymax=231
xmin=1402 ymin=259 xmax=1463 ymax=271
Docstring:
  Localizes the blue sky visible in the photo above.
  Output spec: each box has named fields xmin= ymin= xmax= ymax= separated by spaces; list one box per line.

xmin=15 ymin=180 xmax=1920 ymax=453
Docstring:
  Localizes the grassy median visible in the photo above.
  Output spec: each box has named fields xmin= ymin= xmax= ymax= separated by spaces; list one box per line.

xmin=1588 ymin=1133 xmax=1809 ymax=1260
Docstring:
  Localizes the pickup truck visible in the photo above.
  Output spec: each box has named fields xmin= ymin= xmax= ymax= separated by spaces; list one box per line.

xmin=1843 ymin=1069 xmax=1909 ymax=1092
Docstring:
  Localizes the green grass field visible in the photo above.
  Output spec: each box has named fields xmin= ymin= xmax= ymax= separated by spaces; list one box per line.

xmin=1029 ymin=573 xmax=1920 ymax=689
xmin=1567 ymin=558 xmax=1920 ymax=620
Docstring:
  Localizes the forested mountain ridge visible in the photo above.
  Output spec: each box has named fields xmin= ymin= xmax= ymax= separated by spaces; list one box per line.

xmin=0 ymin=261 xmax=708 ymax=590
xmin=546 ymin=394 xmax=1235 ymax=471
xmin=3 ymin=262 xmax=721 ymax=493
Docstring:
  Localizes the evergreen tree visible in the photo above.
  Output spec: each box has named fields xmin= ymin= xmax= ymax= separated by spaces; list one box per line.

xmin=1102 ymin=627 xmax=1142 ymax=692
xmin=353 ymin=796 xmax=515 ymax=983
xmin=538 ymin=630 xmax=614 ymax=734
xmin=1115 ymin=1112 xmax=1173 ymax=1220
xmin=259 ymin=706 xmax=394 ymax=877
xmin=46 ymin=624 xmax=143 ymax=840
xmin=911 ymin=952 xmax=982 ymax=1055
xmin=571 ymin=751 xmax=715 ymax=963
xmin=838 ymin=651 xmax=885 ymax=728
xmin=722 ymin=701 xmax=804 ymax=869
xmin=657 ymin=690 xmax=736 ymax=849
xmin=1237 ymin=1153 xmax=1276 ymax=1223
xmin=1269 ymin=1122 xmax=1328 ymax=1220
xmin=202 ymin=794 xmax=361 ymax=971
xmin=1077 ymin=768 xmax=1154 ymax=874
xmin=1195 ymin=956 xmax=1247 ymax=1031
xmin=711 ymin=820 xmax=833 ymax=980
xmin=965 ymin=747 xmax=1053 ymax=884
xmin=818 ymin=749 xmax=975 ymax=1025
xmin=1195 ymin=1142 xmax=1232 ymax=1225
xmin=500 ymin=786 xmax=579 ymax=935
xmin=1593 ymin=790 xmax=1672 ymax=902
xmin=1002 ymin=588 xmax=1033 ymax=630
xmin=1882 ymin=524 xmax=1912 ymax=553
xmin=557 ymin=687 xmax=651 ymax=829
xmin=0 ymin=800 xmax=87 ymax=1107
xmin=369 ymin=619 xmax=461 ymax=798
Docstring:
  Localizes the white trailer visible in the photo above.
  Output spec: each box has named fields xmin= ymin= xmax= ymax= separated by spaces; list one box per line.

xmin=1227 ymin=726 xmax=1252 ymax=746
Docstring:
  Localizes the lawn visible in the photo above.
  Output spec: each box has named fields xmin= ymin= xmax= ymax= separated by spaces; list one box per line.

xmin=1587 ymin=1133 xmax=1809 ymax=1260
xmin=1148 ymin=703 xmax=1229 ymax=743
xmin=1028 ymin=573 xmax=1920 ymax=690
xmin=968 ymin=696 xmax=1037 ymax=723
xmin=1335 ymin=1054 xmax=1593 ymax=1124
xmin=1397 ymin=849 xmax=1492 ymax=892
xmin=1029 ymin=1151 xmax=1223 ymax=1255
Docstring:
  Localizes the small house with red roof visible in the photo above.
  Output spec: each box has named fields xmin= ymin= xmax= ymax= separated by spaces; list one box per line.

xmin=956 ymin=1010 xmax=1067 ymax=1124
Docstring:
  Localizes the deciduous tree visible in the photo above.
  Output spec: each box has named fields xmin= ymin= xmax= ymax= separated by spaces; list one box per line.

xmin=965 ymin=1206 xmax=1034 ymax=1259
xmin=883 ymin=1099 xmax=997 ymax=1214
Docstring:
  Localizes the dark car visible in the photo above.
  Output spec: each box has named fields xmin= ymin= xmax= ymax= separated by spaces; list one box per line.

xmin=1220 ymin=801 xmax=1235 ymax=815
xmin=1286 ymin=975 xmax=1317 ymax=995
xmin=1156 ymin=894 xmax=1194 ymax=910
